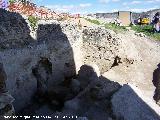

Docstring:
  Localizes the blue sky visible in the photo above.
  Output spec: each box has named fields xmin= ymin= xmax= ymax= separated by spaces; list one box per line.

xmin=33 ymin=0 xmax=160 ymax=14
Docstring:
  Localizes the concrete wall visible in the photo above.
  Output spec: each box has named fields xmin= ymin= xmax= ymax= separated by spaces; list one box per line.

xmin=118 ymin=11 xmax=131 ymax=26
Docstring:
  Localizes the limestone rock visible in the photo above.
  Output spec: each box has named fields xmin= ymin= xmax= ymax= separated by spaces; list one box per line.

xmin=62 ymin=75 xmax=121 ymax=119
xmin=0 ymin=98 xmax=14 ymax=119
xmin=63 ymin=98 xmax=81 ymax=114
xmin=70 ymin=79 xmax=81 ymax=94
xmin=153 ymin=64 xmax=160 ymax=106
xmin=93 ymin=76 xmax=121 ymax=99
xmin=0 ymin=92 xmax=14 ymax=109
xmin=0 ymin=62 xmax=15 ymax=118
xmin=111 ymin=84 xmax=160 ymax=120
xmin=135 ymin=32 xmax=146 ymax=37
xmin=0 ymin=63 xmax=7 ymax=93
xmin=0 ymin=9 xmax=32 ymax=49
xmin=77 ymin=65 xmax=99 ymax=89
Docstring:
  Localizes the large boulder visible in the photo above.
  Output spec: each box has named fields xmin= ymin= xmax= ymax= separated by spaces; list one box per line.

xmin=153 ymin=63 xmax=160 ymax=106
xmin=62 ymin=75 xmax=121 ymax=120
xmin=0 ymin=92 xmax=15 ymax=119
xmin=0 ymin=63 xmax=7 ymax=93
xmin=77 ymin=65 xmax=99 ymax=90
xmin=0 ymin=62 xmax=14 ymax=119
xmin=111 ymin=84 xmax=160 ymax=120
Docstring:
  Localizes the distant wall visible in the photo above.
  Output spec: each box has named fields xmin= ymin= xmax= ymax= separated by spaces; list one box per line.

xmin=94 ymin=9 xmax=160 ymax=21
xmin=95 ymin=12 xmax=118 ymax=19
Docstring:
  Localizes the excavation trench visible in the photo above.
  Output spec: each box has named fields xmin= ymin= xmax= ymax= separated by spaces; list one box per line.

xmin=15 ymin=55 xmax=126 ymax=117
xmin=15 ymin=61 xmax=122 ymax=120
xmin=16 ymin=58 xmax=79 ymax=117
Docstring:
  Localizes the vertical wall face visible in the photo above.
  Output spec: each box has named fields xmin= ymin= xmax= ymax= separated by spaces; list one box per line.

xmin=0 ymin=9 xmax=32 ymax=49
xmin=0 ymin=62 xmax=15 ymax=117
xmin=0 ymin=9 xmax=83 ymax=111
xmin=0 ymin=24 xmax=82 ymax=112
xmin=0 ymin=47 xmax=44 ymax=112
xmin=0 ymin=63 xmax=7 ymax=93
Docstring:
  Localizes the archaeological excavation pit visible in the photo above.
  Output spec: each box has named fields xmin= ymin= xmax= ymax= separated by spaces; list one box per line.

xmin=0 ymin=8 xmax=160 ymax=120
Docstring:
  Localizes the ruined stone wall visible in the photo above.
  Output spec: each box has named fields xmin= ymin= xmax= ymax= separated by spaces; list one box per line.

xmin=0 ymin=9 xmax=83 ymax=112
xmin=0 ymin=8 xmax=138 ymax=113
xmin=0 ymin=9 xmax=32 ymax=49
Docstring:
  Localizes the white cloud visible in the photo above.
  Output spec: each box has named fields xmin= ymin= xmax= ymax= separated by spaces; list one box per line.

xmin=123 ymin=0 xmax=160 ymax=6
xmin=121 ymin=0 xmax=160 ymax=13
xmin=127 ymin=5 xmax=159 ymax=12
xmin=131 ymin=1 xmax=142 ymax=4
xmin=129 ymin=8 xmax=148 ymax=12
xmin=46 ymin=5 xmax=74 ymax=13
xmin=111 ymin=9 xmax=118 ymax=12
xmin=146 ymin=0 xmax=160 ymax=3
xmin=46 ymin=3 xmax=92 ymax=13
xmin=112 ymin=0 xmax=120 ymax=2
xmin=99 ymin=0 xmax=110 ymax=3
xmin=79 ymin=3 xmax=92 ymax=8
xmin=99 ymin=0 xmax=120 ymax=4
xmin=147 ymin=0 xmax=155 ymax=3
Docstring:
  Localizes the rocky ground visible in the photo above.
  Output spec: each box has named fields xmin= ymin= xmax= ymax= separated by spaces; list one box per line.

xmin=0 ymin=8 xmax=160 ymax=120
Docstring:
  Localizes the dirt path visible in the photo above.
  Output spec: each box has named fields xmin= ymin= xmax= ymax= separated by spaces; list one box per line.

xmin=69 ymin=18 xmax=96 ymax=27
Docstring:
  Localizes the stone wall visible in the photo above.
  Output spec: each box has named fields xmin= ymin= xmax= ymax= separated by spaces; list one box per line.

xmin=0 ymin=9 xmax=32 ymax=49
xmin=0 ymin=8 xmax=143 ymax=113
xmin=0 ymin=9 xmax=83 ymax=112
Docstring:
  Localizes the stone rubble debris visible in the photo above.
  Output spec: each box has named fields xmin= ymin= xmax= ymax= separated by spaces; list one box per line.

xmin=112 ymin=84 xmax=160 ymax=120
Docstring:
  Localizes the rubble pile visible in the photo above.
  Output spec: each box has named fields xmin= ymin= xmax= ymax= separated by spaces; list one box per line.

xmin=82 ymin=27 xmax=120 ymax=73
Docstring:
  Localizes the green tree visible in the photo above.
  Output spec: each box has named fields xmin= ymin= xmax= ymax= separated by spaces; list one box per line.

xmin=9 ymin=0 xmax=16 ymax=4
xmin=28 ymin=15 xmax=38 ymax=30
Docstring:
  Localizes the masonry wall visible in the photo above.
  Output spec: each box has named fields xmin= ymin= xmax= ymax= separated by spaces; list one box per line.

xmin=0 ymin=9 xmax=83 ymax=111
